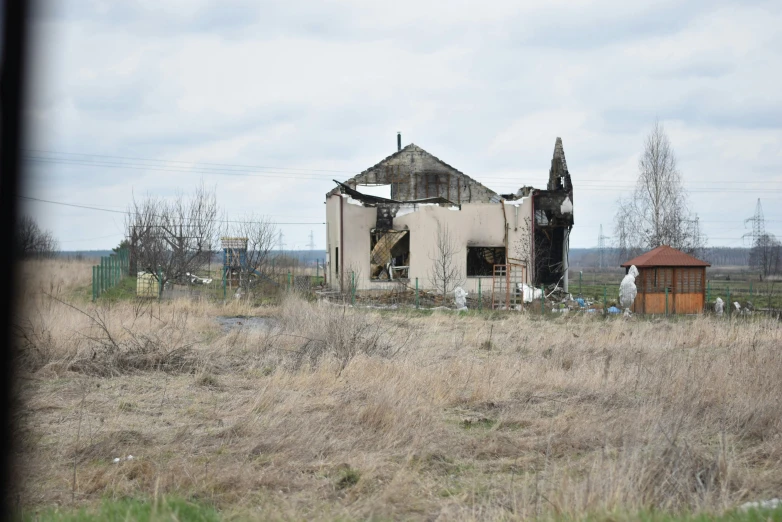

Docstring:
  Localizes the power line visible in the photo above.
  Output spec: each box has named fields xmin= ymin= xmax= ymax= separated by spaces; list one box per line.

xmin=23 ymin=149 xmax=356 ymax=174
xmin=58 ymin=233 xmax=121 ymax=243
xmin=19 ymin=196 xmax=325 ymax=225
xmin=23 ymin=152 xmax=782 ymax=191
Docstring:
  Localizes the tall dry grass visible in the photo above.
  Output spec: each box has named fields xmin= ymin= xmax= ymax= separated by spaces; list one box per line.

xmin=12 ymin=260 xmax=782 ymax=520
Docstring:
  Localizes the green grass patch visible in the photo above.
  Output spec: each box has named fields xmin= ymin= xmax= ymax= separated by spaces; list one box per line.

xmin=96 ymin=276 xmax=138 ymax=302
xmin=19 ymin=496 xmax=220 ymax=522
xmin=335 ymin=466 xmax=361 ymax=490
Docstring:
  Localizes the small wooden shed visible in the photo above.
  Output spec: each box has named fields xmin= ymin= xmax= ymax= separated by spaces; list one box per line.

xmin=620 ymin=245 xmax=710 ymax=315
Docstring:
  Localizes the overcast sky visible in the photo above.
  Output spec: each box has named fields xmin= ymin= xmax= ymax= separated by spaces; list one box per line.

xmin=22 ymin=0 xmax=782 ymax=251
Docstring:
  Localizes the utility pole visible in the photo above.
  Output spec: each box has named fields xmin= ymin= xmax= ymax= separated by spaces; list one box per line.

xmin=744 ymin=199 xmax=765 ymax=245
xmin=278 ymin=230 xmax=285 ymax=253
xmin=744 ymin=199 xmax=767 ymax=275
xmin=308 ymin=230 xmax=315 ymax=251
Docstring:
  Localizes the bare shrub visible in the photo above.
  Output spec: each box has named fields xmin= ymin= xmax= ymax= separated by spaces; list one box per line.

xmin=277 ymin=294 xmax=413 ymax=370
xmin=428 ymin=221 xmax=464 ymax=300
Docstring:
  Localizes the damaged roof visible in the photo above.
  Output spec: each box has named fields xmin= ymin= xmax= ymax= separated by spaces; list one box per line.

xmin=327 ymin=143 xmax=495 ymax=199
xmin=333 ymin=180 xmax=457 ymax=207
xmin=621 ymin=245 xmax=711 ymax=268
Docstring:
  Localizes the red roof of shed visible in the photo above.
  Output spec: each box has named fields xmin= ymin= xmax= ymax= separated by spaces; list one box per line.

xmin=620 ymin=245 xmax=711 ymax=268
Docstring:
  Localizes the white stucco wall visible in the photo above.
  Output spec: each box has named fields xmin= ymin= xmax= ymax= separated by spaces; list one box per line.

xmin=326 ymin=194 xmax=533 ymax=293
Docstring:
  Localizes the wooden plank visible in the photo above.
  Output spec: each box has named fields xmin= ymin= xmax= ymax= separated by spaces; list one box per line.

xmin=645 ymin=293 xmax=667 ymax=314
xmin=674 ymin=293 xmax=704 ymax=314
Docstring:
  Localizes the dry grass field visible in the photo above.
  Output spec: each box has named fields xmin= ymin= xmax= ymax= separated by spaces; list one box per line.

xmin=13 ymin=260 xmax=782 ymax=520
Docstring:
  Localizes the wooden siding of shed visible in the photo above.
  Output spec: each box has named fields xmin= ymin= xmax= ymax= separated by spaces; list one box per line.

xmin=632 ymin=266 xmax=706 ymax=315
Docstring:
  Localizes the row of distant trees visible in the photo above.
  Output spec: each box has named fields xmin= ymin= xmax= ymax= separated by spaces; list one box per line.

xmin=570 ymin=247 xmax=760 ymax=269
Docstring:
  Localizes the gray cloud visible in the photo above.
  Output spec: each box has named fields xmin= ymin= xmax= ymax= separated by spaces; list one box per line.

xmin=23 ymin=0 xmax=782 ymax=251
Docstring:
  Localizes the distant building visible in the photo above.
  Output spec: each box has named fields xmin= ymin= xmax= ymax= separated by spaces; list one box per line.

xmin=324 ymin=134 xmax=575 ymax=301
xmin=621 ymin=245 xmax=710 ymax=314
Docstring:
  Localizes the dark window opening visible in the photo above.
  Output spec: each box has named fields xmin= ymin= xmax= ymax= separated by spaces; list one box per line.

xmin=467 ymin=247 xmax=506 ymax=276
xmin=370 ymin=230 xmax=410 ymax=281
xmin=533 ymin=227 xmax=565 ymax=286
xmin=535 ymin=209 xmax=549 ymax=226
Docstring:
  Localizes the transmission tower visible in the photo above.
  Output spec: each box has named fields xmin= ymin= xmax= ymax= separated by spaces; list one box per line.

xmin=743 ymin=198 xmax=765 ymax=247
xmin=308 ymin=230 xmax=315 ymax=250
xmin=597 ymin=224 xmax=609 ymax=268
xmin=278 ymin=230 xmax=285 ymax=253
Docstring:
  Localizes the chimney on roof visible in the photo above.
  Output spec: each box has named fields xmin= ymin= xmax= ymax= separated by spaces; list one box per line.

xmin=397 ymin=132 xmax=401 ymax=151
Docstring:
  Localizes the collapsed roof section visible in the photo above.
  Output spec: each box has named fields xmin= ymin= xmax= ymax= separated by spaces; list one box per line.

xmin=333 ymin=180 xmax=457 ymax=207
xmin=333 ymin=180 xmax=458 ymax=231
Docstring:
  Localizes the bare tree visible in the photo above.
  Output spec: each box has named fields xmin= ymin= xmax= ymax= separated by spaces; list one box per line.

xmin=428 ymin=221 xmax=464 ymax=300
xmin=750 ymin=233 xmax=782 ymax=277
xmin=16 ymin=215 xmax=58 ymax=258
xmin=127 ymin=183 xmax=219 ymax=287
xmin=613 ymin=121 xmax=706 ymax=256
xmin=224 ymin=215 xmax=278 ymax=293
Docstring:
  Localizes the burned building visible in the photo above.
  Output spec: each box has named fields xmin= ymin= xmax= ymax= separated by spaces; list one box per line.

xmin=325 ymin=135 xmax=575 ymax=297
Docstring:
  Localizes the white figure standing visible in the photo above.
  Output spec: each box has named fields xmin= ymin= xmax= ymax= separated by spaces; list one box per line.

xmin=619 ymin=265 xmax=639 ymax=315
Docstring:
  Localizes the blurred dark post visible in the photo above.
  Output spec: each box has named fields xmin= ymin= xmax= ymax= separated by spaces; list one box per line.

xmin=1 ymin=0 xmax=32 ymax=517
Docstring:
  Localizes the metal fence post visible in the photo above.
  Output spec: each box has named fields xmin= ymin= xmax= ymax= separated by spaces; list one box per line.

xmin=92 ymin=266 xmax=97 ymax=301
xmin=351 ymin=272 xmax=356 ymax=305
xmin=541 ymin=285 xmax=545 ymax=315
xmin=222 ymin=268 xmax=226 ymax=300
xmin=750 ymin=281 xmax=753 ymax=299
xmin=665 ymin=287 xmax=669 ymax=316
xmin=101 ymin=258 xmax=106 ymax=295
xmin=478 ymin=279 xmax=482 ymax=311
xmin=603 ymin=285 xmax=607 ymax=316
xmin=706 ymin=281 xmax=710 ymax=309
xmin=579 ymin=271 xmax=582 ymax=297
xmin=727 ymin=286 xmax=731 ymax=318
xmin=158 ymin=268 xmax=163 ymax=298
xmin=288 ymin=271 xmax=292 ymax=291
xmin=415 ymin=277 xmax=419 ymax=309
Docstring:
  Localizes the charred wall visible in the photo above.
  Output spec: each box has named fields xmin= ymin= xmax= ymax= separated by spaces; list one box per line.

xmin=533 ymin=190 xmax=573 ymax=287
